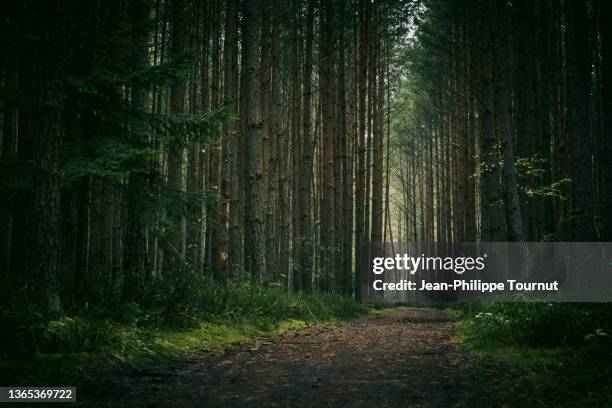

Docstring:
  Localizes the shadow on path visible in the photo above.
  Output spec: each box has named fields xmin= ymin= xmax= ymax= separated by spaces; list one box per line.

xmin=81 ymin=308 xmax=544 ymax=407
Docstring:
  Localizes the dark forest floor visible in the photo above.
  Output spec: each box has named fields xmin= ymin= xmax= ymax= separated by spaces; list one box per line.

xmin=76 ymin=307 xmax=560 ymax=407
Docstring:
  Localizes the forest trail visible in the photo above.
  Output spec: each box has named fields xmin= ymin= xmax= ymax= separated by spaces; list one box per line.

xmin=81 ymin=308 xmax=543 ymax=407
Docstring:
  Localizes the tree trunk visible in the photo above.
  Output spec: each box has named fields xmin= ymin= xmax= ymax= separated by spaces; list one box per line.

xmin=599 ymin=0 xmax=612 ymax=240
xmin=123 ymin=0 xmax=150 ymax=301
xmin=479 ymin=0 xmax=503 ymax=241
xmin=566 ymin=0 xmax=593 ymax=241
xmin=495 ymin=0 xmax=524 ymax=242
xmin=290 ymin=0 xmax=302 ymax=289
xmin=28 ymin=2 xmax=65 ymax=316
xmin=512 ymin=0 xmax=538 ymax=240
xmin=354 ymin=0 xmax=368 ymax=299
xmin=338 ymin=0 xmax=352 ymax=296
xmin=186 ymin=2 xmax=204 ymax=272
xmin=206 ymin=0 xmax=222 ymax=278
xmin=370 ymin=23 xmax=384 ymax=246
xmin=166 ymin=0 xmax=186 ymax=270
xmin=319 ymin=0 xmax=336 ymax=292
xmin=243 ymin=0 xmax=264 ymax=282
xmin=298 ymin=0 xmax=315 ymax=292
xmin=534 ymin=0 xmax=555 ymax=239
xmin=223 ymin=0 xmax=240 ymax=276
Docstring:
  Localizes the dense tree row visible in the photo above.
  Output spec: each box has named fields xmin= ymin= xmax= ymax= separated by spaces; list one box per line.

xmin=0 ymin=0 xmax=407 ymax=315
xmin=392 ymin=0 xmax=609 ymax=245
xmin=2 ymin=0 xmax=604 ymax=316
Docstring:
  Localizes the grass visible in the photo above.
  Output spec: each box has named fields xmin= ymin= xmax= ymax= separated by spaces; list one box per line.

xmin=0 ymin=319 xmax=311 ymax=386
xmin=0 ymin=286 xmax=368 ymax=386
xmin=456 ymin=302 xmax=612 ymax=407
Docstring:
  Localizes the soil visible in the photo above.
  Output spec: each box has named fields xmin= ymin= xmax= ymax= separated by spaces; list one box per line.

xmin=79 ymin=308 xmax=547 ymax=407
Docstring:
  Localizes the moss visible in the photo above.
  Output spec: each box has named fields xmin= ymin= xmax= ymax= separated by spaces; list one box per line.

xmin=152 ymin=318 xmax=307 ymax=354
xmin=1 ymin=292 xmax=367 ymax=386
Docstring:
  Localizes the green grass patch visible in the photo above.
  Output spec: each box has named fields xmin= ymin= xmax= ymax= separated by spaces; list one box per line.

xmin=0 ymin=285 xmax=368 ymax=386
xmin=456 ymin=302 xmax=612 ymax=407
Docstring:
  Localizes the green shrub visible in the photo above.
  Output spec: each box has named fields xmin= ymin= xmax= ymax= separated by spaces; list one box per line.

xmin=1 ymin=274 xmax=366 ymax=356
xmin=460 ymin=302 xmax=612 ymax=348
xmin=40 ymin=317 xmax=117 ymax=353
xmin=0 ymin=312 xmax=116 ymax=355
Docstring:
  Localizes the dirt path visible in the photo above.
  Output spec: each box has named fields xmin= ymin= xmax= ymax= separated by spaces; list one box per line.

xmin=81 ymin=308 xmax=543 ymax=407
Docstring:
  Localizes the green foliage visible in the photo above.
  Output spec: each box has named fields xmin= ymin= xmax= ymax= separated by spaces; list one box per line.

xmin=1 ymin=270 xmax=366 ymax=355
xmin=61 ymin=107 xmax=228 ymax=186
xmin=459 ymin=302 xmax=612 ymax=348
xmin=40 ymin=318 xmax=117 ymax=354
xmin=0 ymin=308 xmax=116 ymax=356
xmin=458 ymin=302 xmax=612 ymax=406
xmin=132 ymin=276 xmax=367 ymax=329
xmin=0 ymin=281 xmax=366 ymax=385
xmin=515 ymin=154 xmax=570 ymax=201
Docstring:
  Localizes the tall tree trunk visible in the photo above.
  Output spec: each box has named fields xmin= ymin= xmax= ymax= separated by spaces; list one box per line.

xmin=186 ymin=2 xmax=204 ymax=271
xmin=455 ymin=21 xmax=468 ymax=243
xmin=495 ymin=0 xmax=524 ymax=242
xmin=426 ymin=130 xmax=434 ymax=243
xmin=10 ymin=2 xmax=35 ymax=281
xmin=599 ymin=0 xmax=612 ymax=240
xmin=123 ymin=0 xmax=150 ymax=301
xmin=224 ymin=0 xmax=240 ymax=276
xmin=551 ymin=0 xmax=568 ymax=234
xmin=270 ymin=0 xmax=283 ymax=283
xmin=354 ymin=0 xmax=368 ymax=300
xmin=166 ymin=0 xmax=186 ymax=270
xmin=537 ymin=0 xmax=555 ymax=239
xmin=206 ymin=0 xmax=222 ymax=278
xmin=243 ymin=0 xmax=264 ymax=282
xmin=479 ymin=0 xmax=503 ymax=241
xmin=199 ymin=0 xmax=210 ymax=275
xmin=465 ymin=94 xmax=477 ymax=242
xmin=333 ymin=20 xmax=343 ymax=293
xmin=0 ymin=2 xmax=19 ymax=275
xmin=370 ymin=24 xmax=384 ymax=246
xmin=436 ymin=123 xmax=444 ymax=243
xmin=512 ymin=0 xmax=538 ymax=240
xmin=464 ymin=6 xmax=477 ymax=242
xmin=290 ymin=0 xmax=302 ymax=289
xmin=298 ymin=0 xmax=315 ymax=292
xmin=319 ymin=0 xmax=336 ymax=291
xmin=28 ymin=2 xmax=65 ymax=316
xmin=566 ymin=0 xmax=593 ymax=241
xmin=364 ymin=3 xmax=375 ymax=249
xmin=338 ymin=0 xmax=352 ymax=296
xmin=261 ymin=0 xmax=274 ymax=280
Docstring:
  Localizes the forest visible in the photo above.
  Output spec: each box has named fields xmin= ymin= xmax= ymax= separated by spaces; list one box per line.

xmin=1 ymin=0 xmax=611 ymax=406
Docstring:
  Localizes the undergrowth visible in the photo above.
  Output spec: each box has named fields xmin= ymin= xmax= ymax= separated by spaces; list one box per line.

xmin=0 ymin=280 xmax=367 ymax=385
xmin=457 ymin=302 xmax=612 ymax=407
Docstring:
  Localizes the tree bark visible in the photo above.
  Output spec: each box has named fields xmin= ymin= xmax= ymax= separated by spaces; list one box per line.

xmin=479 ymin=0 xmax=503 ymax=241
xmin=205 ymin=0 xmax=222 ymax=278
xmin=223 ymin=0 xmax=240 ymax=276
xmin=354 ymin=0 xmax=368 ymax=300
xmin=495 ymin=0 xmax=524 ymax=242
xmin=290 ymin=0 xmax=302 ymax=289
xmin=166 ymin=0 xmax=186 ymax=270
xmin=319 ymin=0 xmax=336 ymax=291
xmin=566 ymin=0 xmax=593 ymax=241
xmin=599 ymin=0 xmax=612 ymax=240
xmin=298 ymin=0 xmax=315 ymax=292
xmin=28 ymin=2 xmax=65 ymax=316
xmin=123 ymin=0 xmax=150 ymax=301
xmin=243 ymin=0 xmax=264 ymax=282
xmin=338 ymin=0 xmax=352 ymax=296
